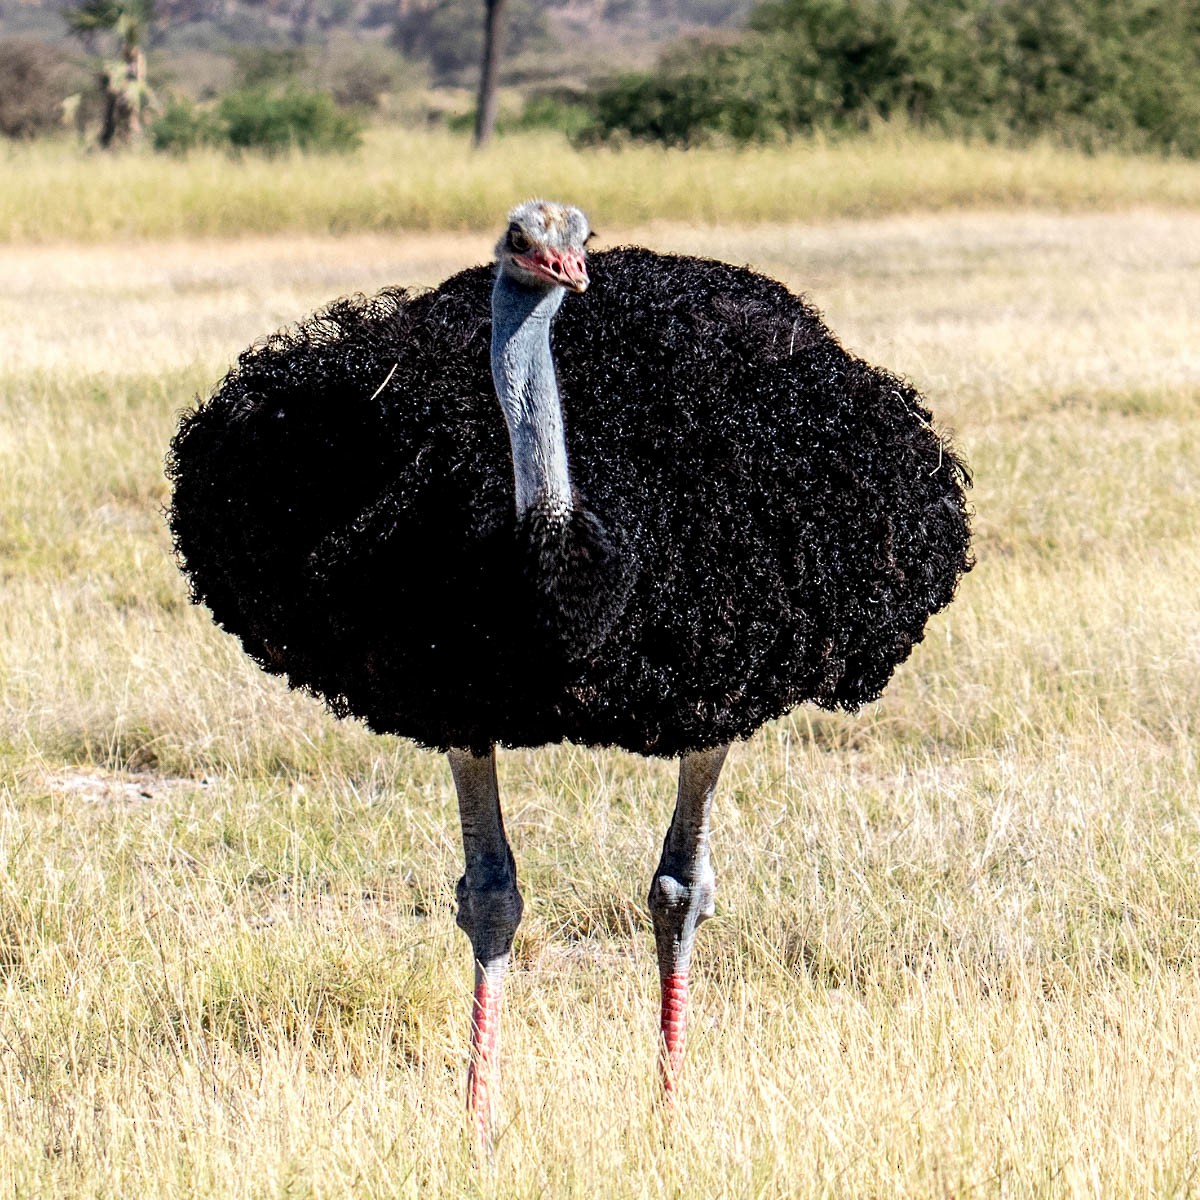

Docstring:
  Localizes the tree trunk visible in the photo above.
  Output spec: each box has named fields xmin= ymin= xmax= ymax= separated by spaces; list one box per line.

xmin=96 ymin=43 xmax=145 ymax=148
xmin=473 ymin=0 xmax=509 ymax=148
xmin=97 ymin=66 xmax=120 ymax=148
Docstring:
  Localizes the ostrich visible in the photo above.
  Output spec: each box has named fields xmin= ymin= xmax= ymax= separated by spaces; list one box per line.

xmin=168 ymin=200 xmax=971 ymax=1149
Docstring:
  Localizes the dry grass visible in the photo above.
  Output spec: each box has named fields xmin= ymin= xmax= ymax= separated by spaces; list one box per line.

xmin=1 ymin=210 xmax=1200 ymax=1196
xmin=5 ymin=126 xmax=1200 ymax=242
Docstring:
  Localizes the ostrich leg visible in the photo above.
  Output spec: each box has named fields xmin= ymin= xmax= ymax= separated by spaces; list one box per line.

xmin=448 ymin=747 xmax=524 ymax=1155
xmin=648 ymin=743 xmax=729 ymax=1098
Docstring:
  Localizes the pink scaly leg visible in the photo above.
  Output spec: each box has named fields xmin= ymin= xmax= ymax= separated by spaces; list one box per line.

xmin=658 ymin=968 xmax=690 ymax=1097
xmin=465 ymin=962 xmax=507 ymax=1153
xmin=448 ymin=748 xmax=523 ymax=1158
xmin=649 ymin=744 xmax=729 ymax=1101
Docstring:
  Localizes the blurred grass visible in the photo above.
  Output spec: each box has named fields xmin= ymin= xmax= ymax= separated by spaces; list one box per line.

xmin=1 ymin=212 xmax=1199 ymax=1195
xmin=5 ymin=125 xmax=1200 ymax=242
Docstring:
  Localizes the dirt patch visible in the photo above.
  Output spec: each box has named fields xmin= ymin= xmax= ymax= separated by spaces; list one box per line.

xmin=32 ymin=766 xmax=210 ymax=807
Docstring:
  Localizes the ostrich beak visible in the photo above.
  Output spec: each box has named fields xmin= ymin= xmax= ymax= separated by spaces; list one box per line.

xmin=515 ymin=247 xmax=590 ymax=293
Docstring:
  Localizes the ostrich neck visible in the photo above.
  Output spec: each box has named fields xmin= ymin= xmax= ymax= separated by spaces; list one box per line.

xmin=490 ymin=273 xmax=572 ymax=517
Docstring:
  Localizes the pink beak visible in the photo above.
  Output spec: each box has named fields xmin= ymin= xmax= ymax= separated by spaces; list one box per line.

xmin=514 ymin=247 xmax=589 ymax=293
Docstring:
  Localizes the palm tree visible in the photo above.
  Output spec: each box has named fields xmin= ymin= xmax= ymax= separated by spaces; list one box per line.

xmin=66 ymin=0 xmax=156 ymax=147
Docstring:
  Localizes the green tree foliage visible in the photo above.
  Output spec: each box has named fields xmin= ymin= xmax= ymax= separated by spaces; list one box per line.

xmin=150 ymin=94 xmax=217 ymax=152
xmin=151 ymin=88 xmax=362 ymax=154
xmin=219 ymin=87 xmax=361 ymax=151
xmin=579 ymin=0 xmax=1200 ymax=154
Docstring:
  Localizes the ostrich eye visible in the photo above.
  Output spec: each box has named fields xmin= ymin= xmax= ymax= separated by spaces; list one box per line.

xmin=509 ymin=227 xmax=531 ymax=253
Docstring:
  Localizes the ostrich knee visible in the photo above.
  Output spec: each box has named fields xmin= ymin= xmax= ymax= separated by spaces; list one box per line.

xmin=649 ymin=860 xmax=716 ymax=978
xmin=456 ymin=860 xmax=524 ymax=980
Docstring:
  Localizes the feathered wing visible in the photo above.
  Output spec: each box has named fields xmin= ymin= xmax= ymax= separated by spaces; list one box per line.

xmin=168 ymin=278 xmax=515 ymax=749
xmin=547 ymin=249 xmax=972 ymax=754
xmin=167 ymin=288 xmax=436 ymax=679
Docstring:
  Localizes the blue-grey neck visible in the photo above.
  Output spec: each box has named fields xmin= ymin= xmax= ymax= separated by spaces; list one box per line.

xmin=490 ymin=271 xmax=572 ymax=518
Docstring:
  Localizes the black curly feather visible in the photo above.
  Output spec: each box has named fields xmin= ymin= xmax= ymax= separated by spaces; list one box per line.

xmin=166 ymin=248 xmax=972 ymax=757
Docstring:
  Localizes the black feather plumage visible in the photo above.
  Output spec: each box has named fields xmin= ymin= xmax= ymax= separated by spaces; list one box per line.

xmin=167 ymin=248 xmax=972 ymax=758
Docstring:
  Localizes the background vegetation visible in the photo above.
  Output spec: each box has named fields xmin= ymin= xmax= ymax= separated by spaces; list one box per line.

xmin=2 ymin=0 xmax=1198 ymax=157
xmin=583 ymin=0 xmax=1200 ymax=151
xmin=153 ymin=86 xmax=362 ymax=154
xmin=0 ymin=0 xmax=742 ymax=152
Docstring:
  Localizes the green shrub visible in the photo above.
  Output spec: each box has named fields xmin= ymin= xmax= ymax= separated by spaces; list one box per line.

xmin=579 ymin=0 xmax=1200 ymax=156
xmin=506 ymin=93 xmax=594 ymax=139
xmin=151 ymin=87 xmax=362 ymax=156
xmin=216 ymin=87 xmax=362 ymax=154
xmin=150 ymin=96 xmax=219 ymax=154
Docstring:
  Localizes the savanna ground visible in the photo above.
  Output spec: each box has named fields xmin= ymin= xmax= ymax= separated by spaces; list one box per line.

xmin=1 ymin=134 xmax=1200 ymax=1197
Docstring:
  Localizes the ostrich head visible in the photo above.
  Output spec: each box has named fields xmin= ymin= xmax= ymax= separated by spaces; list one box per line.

xmin=490 ymin=198 xmax=591 ymax=520
xmin=495 ymin=199 xmax=590 ymax=293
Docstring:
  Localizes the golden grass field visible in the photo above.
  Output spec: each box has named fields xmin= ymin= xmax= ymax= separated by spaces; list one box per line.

xmin=2 ymin=137 xmax=1200 ymax=1196
xmin=5 ymin=126 xmax=1200 ymax=240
